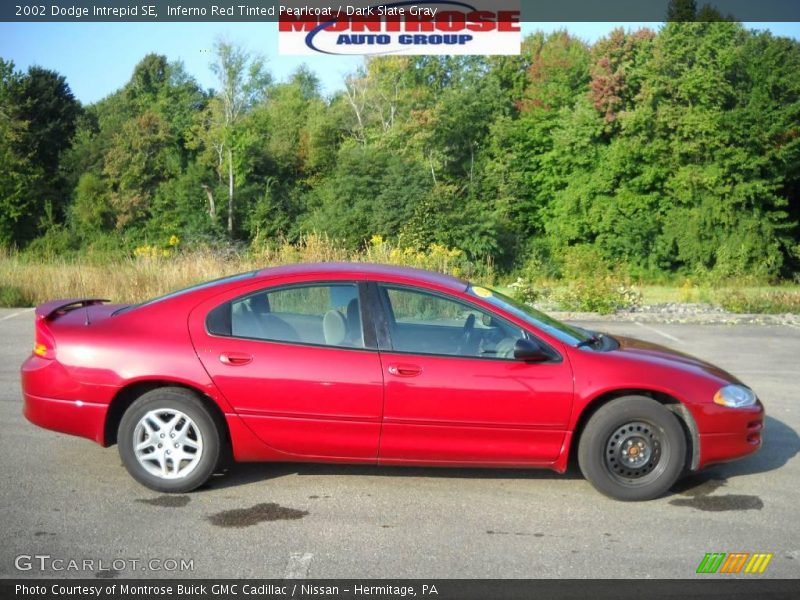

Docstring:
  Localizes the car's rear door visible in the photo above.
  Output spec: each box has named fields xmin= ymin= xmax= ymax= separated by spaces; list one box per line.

xmin=189 ymin=280 xmax=384 ymax=460
xmin=372 ymin=283 xmax=573 ymax=465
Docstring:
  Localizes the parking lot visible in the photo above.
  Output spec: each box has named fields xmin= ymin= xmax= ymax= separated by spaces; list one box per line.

xmin=1 ymin=307 xmax=798 ymax=579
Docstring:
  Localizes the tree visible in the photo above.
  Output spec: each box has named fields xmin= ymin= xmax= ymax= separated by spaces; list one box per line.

xmin=13 ymin=66 xmax=81 ymax=178
xmin=3 ymin=24 xmax=799 ymax=280
xmin=71 ymin=172 xmax=112 ymax=234
xmin=0 ymin=63 xmax=81 ymax=242
xmin=666 ymin=0 xmax=697 ymax=21
xmin=589 ymin=28 xmax=655 ymax=124
xmin=0 ymin=60 xmax=42 ymax=247
xmin=304 ymin=142 xmax=431 ymax=247
xmin=103 ymin=111 xmax=179 ymax=229
xmin=482 ymin=32 xmax=591 ymax=244
xmin=207 ymin=40 xmax=271 ymax=235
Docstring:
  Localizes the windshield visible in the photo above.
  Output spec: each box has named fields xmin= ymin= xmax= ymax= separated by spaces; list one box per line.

xmin=467 ymin=285 xmax=592 ymax=346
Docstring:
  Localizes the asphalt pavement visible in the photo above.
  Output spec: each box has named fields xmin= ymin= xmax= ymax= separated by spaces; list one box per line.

xmin=1 ymin=307 xmax=798 ymax=579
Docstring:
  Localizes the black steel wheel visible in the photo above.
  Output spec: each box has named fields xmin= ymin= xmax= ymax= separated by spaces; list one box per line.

xmin=578 ymin=396 xmax=686 ymax=501
xmin=605 ymin=421 xmax=663 ymax=481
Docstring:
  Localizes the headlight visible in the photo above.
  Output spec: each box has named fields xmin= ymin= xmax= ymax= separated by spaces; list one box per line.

xmin=713 ymin=385 xmax=757 ymax=408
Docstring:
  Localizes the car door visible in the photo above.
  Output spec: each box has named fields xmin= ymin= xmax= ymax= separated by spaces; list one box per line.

xmin=189 ymin=281 xmax=384 ymax=461
xmin=373 ymin=284 xmax=573 ymax=465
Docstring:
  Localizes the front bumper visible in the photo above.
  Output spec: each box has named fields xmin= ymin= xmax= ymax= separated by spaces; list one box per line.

xmin=695 ymin=401 xmax=764 ymax=469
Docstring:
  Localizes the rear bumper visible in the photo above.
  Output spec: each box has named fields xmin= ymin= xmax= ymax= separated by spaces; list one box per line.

xmin=21 ymin=354 xmax=111 ymax=445
xmin=22 ymin=392 xmax=107 ymax=445
xmin=696 ymin=402 xmax=764 ymax=469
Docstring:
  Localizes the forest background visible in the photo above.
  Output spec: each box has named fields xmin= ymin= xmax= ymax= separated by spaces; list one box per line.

xmin=2 ymin=4 xmax=799 ymax=313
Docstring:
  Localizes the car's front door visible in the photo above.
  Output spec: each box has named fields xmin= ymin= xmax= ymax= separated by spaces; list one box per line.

xmin=373 ymin=284 xmax=573 ymax=465
xmin=190 ymin=281 xmax=384 ymax=460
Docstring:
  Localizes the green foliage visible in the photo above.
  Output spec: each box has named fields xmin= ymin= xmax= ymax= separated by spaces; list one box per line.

xmin=0 ymin=284 xmax=32 ymax=307
xmin=0 ymin=102 xmax=42 ymax=246
xmin=23 ymin=226 xmax=80 ymax=260
xmin=553 ymin=246 xmax=642 ymax=314
xmin=507 ymin=278 xmax=542 ymax=304
xmin=11 ymin=65 xmax=81 ymax=229
xmin=715 ymin=290 xmax=800 ymax=314
xmin=305 ymin=142 xmax=431 ymax=247
xmin=72 ymin=172 xmax=113 ymax=233
xmin=666 ymin=0 xmax=697 ymax=22
xmin=13 ymin=66 xmax=81 ymax=176
xmin=0 ymin=59 xmax=75 ymax=246
xmin=1 ymin=26 xmax=799 ymax=297
xmin=365 ymin=235 xmax=472 ymax=279
xmin=149 ymin=163 xmax=223 ymax=240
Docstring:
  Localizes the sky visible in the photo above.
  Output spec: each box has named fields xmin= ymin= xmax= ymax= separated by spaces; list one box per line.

xmin=1 ymin=21 xmax=799 ymax=104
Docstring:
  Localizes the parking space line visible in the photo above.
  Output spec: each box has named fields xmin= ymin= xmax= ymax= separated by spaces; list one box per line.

xmin=634 ymin=321 xmax=682 ymax=344
xmin=283 ymin=552 xmax=313 ymax=579
xmin=0 ymin=308 xmax=34 ymax=321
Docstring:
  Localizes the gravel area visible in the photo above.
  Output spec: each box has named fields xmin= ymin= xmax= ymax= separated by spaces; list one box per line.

xmin=545 ymin=303 xmax=800 ymax=326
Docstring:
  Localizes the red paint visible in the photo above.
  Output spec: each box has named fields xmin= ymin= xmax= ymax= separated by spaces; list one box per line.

xmin=20 ymin=263 xmax=762 ymax=477
xmin=378 ymin=351 xmax=572 ymax=463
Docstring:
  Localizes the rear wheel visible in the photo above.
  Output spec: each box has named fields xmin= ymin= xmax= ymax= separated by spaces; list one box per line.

xmin=118 ymin=387 xmax=222 ymax=493
xmin=578 ymin=396 xmax=686 ymax=501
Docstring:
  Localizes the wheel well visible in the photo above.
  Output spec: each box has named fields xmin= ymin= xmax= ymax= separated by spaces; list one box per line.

xmin=569 ymin=389 xmax=699 ymax=472
xmin=103 ymin=381 xmax=230 ymax=450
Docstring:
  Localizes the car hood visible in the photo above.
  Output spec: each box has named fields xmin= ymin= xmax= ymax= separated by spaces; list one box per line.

xmin=611 ymin=335 xmax=741 ymax=384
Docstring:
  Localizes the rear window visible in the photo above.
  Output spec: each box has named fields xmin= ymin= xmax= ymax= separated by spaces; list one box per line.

xmin=115 ymin=271 xmax=258 ymax=314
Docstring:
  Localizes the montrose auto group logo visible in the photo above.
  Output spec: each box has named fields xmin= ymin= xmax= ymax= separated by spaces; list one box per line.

xmin=278 ymin=1 xmax=521 ymax=56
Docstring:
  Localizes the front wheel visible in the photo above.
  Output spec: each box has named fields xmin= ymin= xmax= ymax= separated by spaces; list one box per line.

xmin=578 ymin=396 xmax=686 ymax=501
xmin=118 ymin=387 xmax=223 ymax=493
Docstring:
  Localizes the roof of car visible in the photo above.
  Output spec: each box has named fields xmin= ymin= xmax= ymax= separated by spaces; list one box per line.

xmin=256 ymin=262 xmax=469 ymax=292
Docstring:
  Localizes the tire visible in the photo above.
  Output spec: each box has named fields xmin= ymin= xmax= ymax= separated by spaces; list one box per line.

xmin=118 ymin=387 xmax=223 ymax=493
xmin=578 ymin=396 xmax=686 ymax=501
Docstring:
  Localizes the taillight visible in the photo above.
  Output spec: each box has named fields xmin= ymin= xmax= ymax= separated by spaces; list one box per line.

xmin=34 ymin=318 xmax=56 ymax=359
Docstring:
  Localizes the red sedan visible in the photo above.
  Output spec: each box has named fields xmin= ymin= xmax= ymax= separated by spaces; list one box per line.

xmin=20 ymin=263 xmax=763 ymax=500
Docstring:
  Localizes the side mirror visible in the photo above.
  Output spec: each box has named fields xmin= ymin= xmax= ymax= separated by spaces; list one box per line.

xmin=513 ymin=338 xmax=552 ymax=363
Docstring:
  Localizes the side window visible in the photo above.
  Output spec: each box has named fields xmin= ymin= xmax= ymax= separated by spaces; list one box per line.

xmin=381 ymin=286 xmax=524 ymax=359
xmin=223 ymin=283 xmax=364 ymax=348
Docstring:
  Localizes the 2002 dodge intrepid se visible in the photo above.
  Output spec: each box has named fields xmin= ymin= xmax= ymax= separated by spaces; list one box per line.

xmin=21 ymin=263 xmax=763 ymax=500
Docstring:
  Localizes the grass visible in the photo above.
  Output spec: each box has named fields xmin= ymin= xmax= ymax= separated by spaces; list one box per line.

xmin=1 ymin=238 xmax=798 ymax=314
xmin=639 ymin=285 xmax=714 ymax=305
xmin=0 ymin=284 xmax=33 ymax=307
xmin=0 ymin=233 xmax=472 ymax=306
xmin=0 ymin=241 xmax=339 ymax=306
xmin=714 ymin=289 xmax=800 ymax=314
xmin=640 ymin=283 xmax=800 ymax=313
xmin=1 ymin=250 xmax=241 ymax=306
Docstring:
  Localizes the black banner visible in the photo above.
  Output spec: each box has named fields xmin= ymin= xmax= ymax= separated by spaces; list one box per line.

xmin=2 ymin=0 xmax=800 ymax=23
xmin=3 ymin=579 xmax=800 ymax=600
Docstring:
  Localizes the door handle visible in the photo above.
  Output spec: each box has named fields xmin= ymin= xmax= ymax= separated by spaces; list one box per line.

xmin=388 ymin=363 xmax=422 ymax=377
xmin=219 ymin=352 xmax=253 ymax=366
